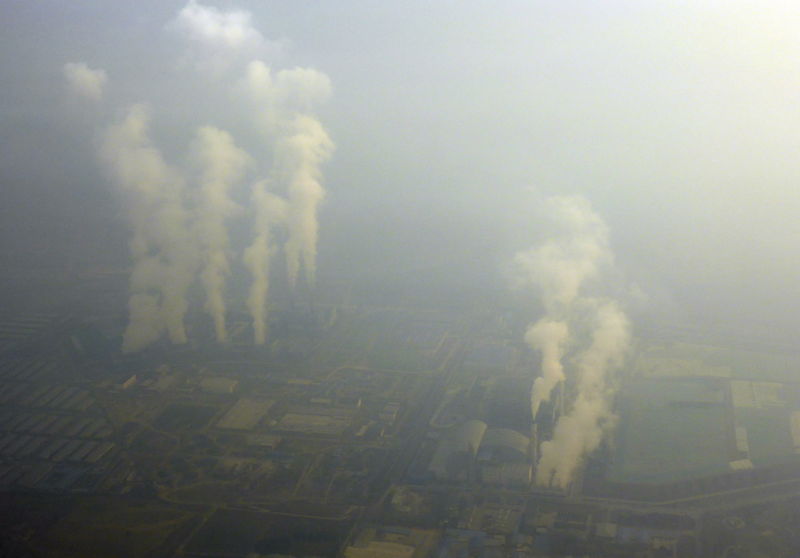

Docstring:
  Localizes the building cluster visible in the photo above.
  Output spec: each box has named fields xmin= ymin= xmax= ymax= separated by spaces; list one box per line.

xmin=4 ymin=299 xmax=800 ymax=557
xmin=0 ymin=356 xmax=118 ymax=492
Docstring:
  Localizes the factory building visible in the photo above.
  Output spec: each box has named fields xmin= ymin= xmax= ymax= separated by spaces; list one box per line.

xmin=200 ymin=376 xmax=239 ymax=394
xmin=428 ymin=420 xmax=487 ymax=482
xmin=427 ymin=420 xmax=533 ymax=487
xmin=214 ymin=398 xmax=274 ymax=430
xmin=477 ymin=428 xmax=529 ymax=463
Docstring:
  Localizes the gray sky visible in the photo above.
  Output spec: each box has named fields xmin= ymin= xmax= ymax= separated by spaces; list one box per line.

xmin=3 ymin=1 xmax=800 ymax=334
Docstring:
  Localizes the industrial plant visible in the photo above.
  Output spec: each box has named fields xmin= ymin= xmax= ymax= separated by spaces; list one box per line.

xmin=4 ymin=1 xmax=800 ymax=557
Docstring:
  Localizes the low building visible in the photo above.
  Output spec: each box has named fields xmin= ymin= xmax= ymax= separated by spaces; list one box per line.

xmin=215 ymin=398 xmax=274 ymax=430
xmin=428 ymin=419 xmax=487 ymax=482
xmin=200 ymin=377 xmax=239 ymax=394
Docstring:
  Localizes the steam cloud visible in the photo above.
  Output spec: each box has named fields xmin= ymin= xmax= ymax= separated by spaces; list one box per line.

xmin=239 ymin=61 xmax=333 ymax=288
xmin=171 ymin=0 xmax=283 ymax=74
xmin=515 ymin=196 xmax=609 ymax=419
xmin=516 ymin=195 xmax=630 ymax=488
xmin=278 ymin=115 xmax=334 ymax=286
xmin=100 ymin=105 xmax=197 ymax=352
xmin=190 ymin=126 xmax=250 ymax=342
xmin=243 ymin=181 xmax=287 ymax=345
xmin=535 ymin=299 xmax=630 ymax=488
xmin=63 ymin=62 xmax=107 ymax=101
xmin=75 ymin=1 xmax=333 ymax=351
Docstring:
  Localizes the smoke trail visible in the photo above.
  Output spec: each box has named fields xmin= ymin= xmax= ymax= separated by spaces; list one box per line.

xmin=535 ymin=300 xmax=630 ymax=488
xmin=100 ymin=104 xmax=196 ymax=352
xmin=190 ymin=126 xmax=250 ymax=342
xmin=243 ymin=181 xmax=287 ymax=344
xmin=515 ymin=195 xmax=609 ymax=419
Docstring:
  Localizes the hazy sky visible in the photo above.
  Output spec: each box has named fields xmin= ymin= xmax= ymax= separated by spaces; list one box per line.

xmin=3 ymin=1 xmax=800 ymax=334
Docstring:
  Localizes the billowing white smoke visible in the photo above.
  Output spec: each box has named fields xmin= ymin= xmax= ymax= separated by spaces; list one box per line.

xmin=535 ymin=300 xmax=630 ymax=488
xmin=72 ymin=2 xmax=334 ymax=351
xmin=62 ymin=62 xmax=107 ymax=101
xmin=515 ymin=196 xmax=609 ymax=419
xmin=525 ymin=318 xmax=569 ymax=420
xmin=239 ymin=61 xmax=333 ymax=288
xmin=170 ymin=0 xmax=282 ymax=75
xmin=276 ymin=115 xmax=334 ymax=286
xmin=190 ymin=126 xmax=250 ymax=342
xmin=100 ymin=104 xmax=197 ymax=352
xmin=243 ymin=181 xmax=287 ymax=344
xmin=516 ymin=195 xmax=630 ymax=488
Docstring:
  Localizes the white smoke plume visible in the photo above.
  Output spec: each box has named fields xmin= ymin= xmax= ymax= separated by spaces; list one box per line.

xmin=515 ymin=195 xmax=610 ymax=419
xmin=525 ymin=319 xmax=569 ymax=420
xmin=190 ymin=126 xmax=250 ymax=342
xmin=276 ymin=114 xmax=334 ymax=286
xmin=535 ymin=300 xmax=630 ymax=488
xmin=170 ymin=0 xmax=283 ymax=74
xmin=73 ymin=3 xmax=333 ymax=352
xmin=516 ymin=195 xmax=630 ymax=488
xmin=239 ymin=61 xmax=332 ymax=133
xmin=238 ymin=60 xmax=334 ymax=288
xmin=243 ymin=181 xmax=287 ymax=344
xmin=63 ymin=62 xmax=107 ymax=101
xmin=100 ymin=104 xmax=197 ymax=352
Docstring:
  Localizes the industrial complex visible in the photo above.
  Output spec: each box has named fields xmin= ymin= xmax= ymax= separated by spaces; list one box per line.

xmin=1 ymin=268 xmax=800 ymax=558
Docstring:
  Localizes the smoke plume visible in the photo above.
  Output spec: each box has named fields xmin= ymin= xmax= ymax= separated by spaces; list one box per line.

xmin=525 ymin=318 xmax=569 ymax=420
xmin=516 ymin=195 xmax=630 ymax=488
xmin=71 ymin=2 xmax=333 ymax=352
xmin=535 ymin=300 xmax=630 ymax=488
xmin=515 ymin=195 xmax=610 ymax=419
xmin=170 ymin=0 xmax=283 ymax=74
xmin=235 ymin=60 xmax=333 ymax=344
xmin=100 ymin=104 xmax=197 ymax=352
xmin=276 ymin=114 xmax=334 ymax=286
xmin=63 ymin=62 xmax=107 ymax=101
xmin=239 ymin=60 xmax=333 ymax=287
xmin=190 ymin=126 xmax=250 ymax=342
xmin=243 ymin=181 xmax=287 ymax=344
